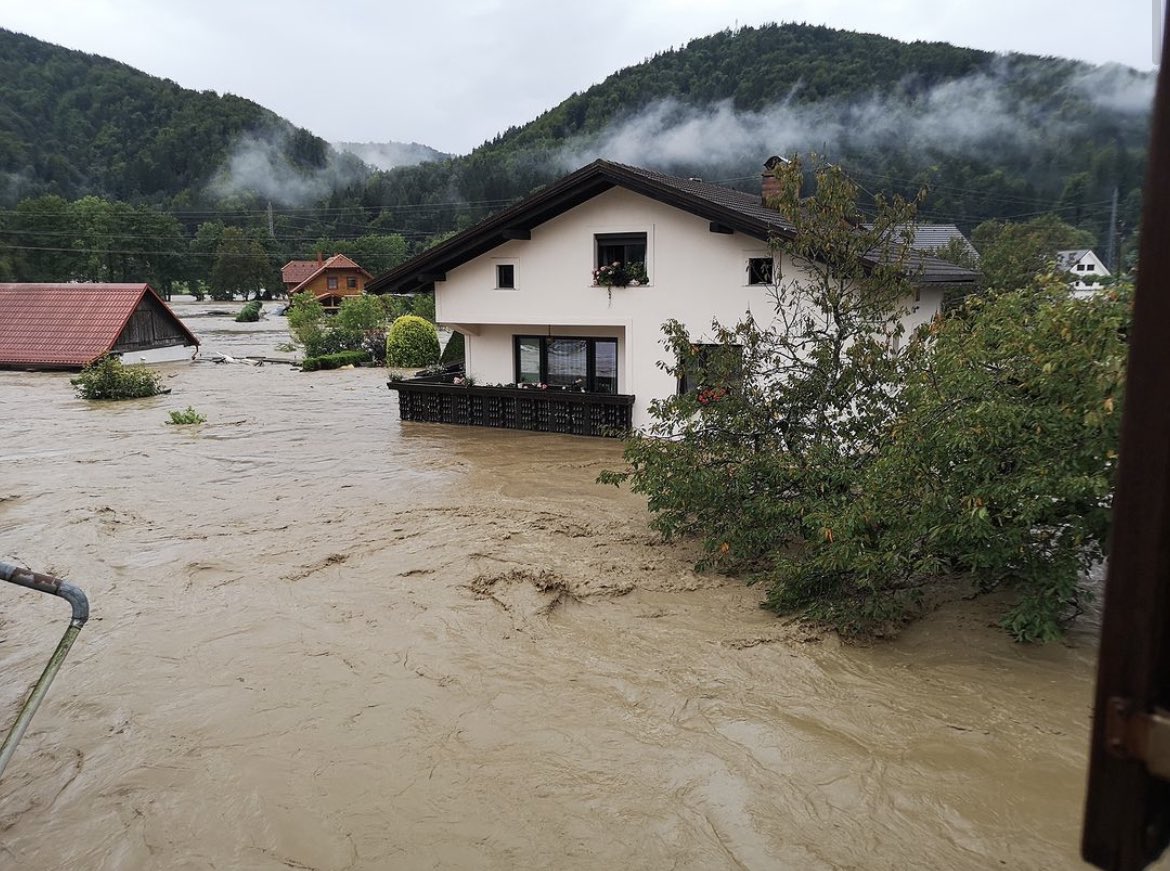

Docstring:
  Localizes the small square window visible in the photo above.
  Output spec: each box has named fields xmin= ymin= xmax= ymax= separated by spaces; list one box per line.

xmin=748 ymin=257 xmax=773 ymax=285
xmin=327 ymin=276 xmax=338 ymax=290
xmin=347 ymin=276 xmax=357 ymax=288
xmin=497 ymin=264 xmax=515 ymax=288
xmin=1084 ymin=264 xmax=1095 ymax=271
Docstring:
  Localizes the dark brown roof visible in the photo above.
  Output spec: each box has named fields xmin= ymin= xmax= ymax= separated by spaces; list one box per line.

xmin=287 ymin=254 xmax=373 ymax=296
xmin=367 ymin=159 xmax=977 ymax=293
xmin=0 ymin=283 xmax=199 ymax=369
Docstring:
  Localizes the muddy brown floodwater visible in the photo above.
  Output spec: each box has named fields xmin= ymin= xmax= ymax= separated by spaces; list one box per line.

xmin=0 ymin=302 xmax=1104 ymax=869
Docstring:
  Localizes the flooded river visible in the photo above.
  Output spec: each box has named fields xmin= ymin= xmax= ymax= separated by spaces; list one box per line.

xmin=0 ymin=302 xmax=1102 ymax=869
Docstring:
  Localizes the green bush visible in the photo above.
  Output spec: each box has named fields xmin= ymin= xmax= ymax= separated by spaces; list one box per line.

xmin=440 ymin=330 xmax=465 ymax=365
xmin=386 ymin=315 xmax=440 ymax=367
xmin=167 ymin=406 xmax=206 ymax=425
xmin=410 ymin=291 xmax=436 ymax=323
xmin=235 ymin=300 xmax=262 ymax=322
xmin=71 ymin=355 xmax=163 ymax=400
xmin=301 ymin=350 xmax=371 ymax=372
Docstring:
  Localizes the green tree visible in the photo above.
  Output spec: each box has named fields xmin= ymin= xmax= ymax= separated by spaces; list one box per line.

xmin=971 ymin=214 xmax=1094 ymax=291
xmin=210 ymin=226 xmax=272 ymax=301
xmin=601 ymin=155 xmax=921 ymax=580
xmin=287 ymin=291 xmax=327 ymax=352
xmin=768 ymin=276 xmax=1130 ymax=641
xmin=602 ymin=159 xmax=1128 ymax=641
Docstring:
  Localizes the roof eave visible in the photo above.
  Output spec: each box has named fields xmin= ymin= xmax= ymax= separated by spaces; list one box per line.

xmin=367 ymin=160 xmax=796 ymax=294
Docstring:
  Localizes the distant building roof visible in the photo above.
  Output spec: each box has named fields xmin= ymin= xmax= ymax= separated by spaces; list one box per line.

xmin=287 ymin=254 xmax=374 ymax=296
xmin=1056 ymin=249 xmax=1093 ymax=269
xmin=904 ymin=224 xmax=979 ymax=259
xmin=0 ymin=283 xmax=199 ymax=369
xmin=281 ymin=260 xmax=320 ymax=286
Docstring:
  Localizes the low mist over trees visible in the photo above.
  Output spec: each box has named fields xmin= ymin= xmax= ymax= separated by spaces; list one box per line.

xmin=0 ymin=23 xmax=1151 ymax=264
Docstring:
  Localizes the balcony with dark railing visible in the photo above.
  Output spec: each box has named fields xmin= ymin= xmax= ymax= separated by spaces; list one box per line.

xmin=387 ymin=373 xmax=634 ymax=438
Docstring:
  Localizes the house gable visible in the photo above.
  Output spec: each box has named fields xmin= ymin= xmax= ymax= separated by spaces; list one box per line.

xmin=112 ymin=292 xmax=196 ymax=353
xmin=368 ymin=159 xmax=977 ymax=296
xmin=287 ymin=254 xmax=373 ymax=300
xmin=0 ymin=283 xmax=199 ymax=369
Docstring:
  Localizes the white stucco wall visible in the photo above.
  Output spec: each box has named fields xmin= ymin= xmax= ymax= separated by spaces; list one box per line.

xmin=436 ymin=187 xmax=938 ymax=429
xmin=1067 ymin=250 xmax=1111 ymax=297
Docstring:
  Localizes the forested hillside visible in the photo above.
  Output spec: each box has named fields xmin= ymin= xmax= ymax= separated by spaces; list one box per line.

xmin=357 ymin=24 xmax=1152 ymax=254
xmin=0 ymin=22 xmax=1154 ymax=287
xmin=0 ymin=28 xmax=342 ymax=205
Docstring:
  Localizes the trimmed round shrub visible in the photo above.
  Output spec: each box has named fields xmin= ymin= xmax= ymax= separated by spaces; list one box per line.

xmin=385 ymin=315 xmax=440 ymax=367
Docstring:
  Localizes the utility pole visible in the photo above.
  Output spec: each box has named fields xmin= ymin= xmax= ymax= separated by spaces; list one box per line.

xmin=267 ymin=201 xmax=275 ymax=239
xmin=1106 ymin=186 xmax=1119 ymax=273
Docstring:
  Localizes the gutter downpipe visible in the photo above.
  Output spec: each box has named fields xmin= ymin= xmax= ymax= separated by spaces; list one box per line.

xmin=0 ymin=561 xmax=90 ymax=780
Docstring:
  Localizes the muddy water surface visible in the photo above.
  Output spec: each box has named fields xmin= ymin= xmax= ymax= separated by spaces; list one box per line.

xmin=0 ymin=304 xmax=1101 ymax=869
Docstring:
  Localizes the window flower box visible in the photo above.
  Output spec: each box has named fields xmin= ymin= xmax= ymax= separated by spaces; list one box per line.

xmin=592 ymin=261 xmax=648 ymax=288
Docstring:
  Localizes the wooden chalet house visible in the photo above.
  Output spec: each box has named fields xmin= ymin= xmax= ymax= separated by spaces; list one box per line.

xmin=281 ymin=254 xmax=373 ymax=312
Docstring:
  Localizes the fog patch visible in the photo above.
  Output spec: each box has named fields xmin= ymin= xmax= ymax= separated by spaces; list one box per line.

xmin=557 ymin=59 xmax=1152 ymax=174
xmin=333 ymin=141 xmax=449 ymax=171
xmin=1070 ymin=63 xmax=1156 ymax=114
xmin=209 ymin=131 xmax=370 ymax=206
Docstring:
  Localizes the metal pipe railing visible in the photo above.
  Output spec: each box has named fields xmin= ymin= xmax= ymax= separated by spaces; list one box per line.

xmin=0 ymin=562 xmax=90 ymax=780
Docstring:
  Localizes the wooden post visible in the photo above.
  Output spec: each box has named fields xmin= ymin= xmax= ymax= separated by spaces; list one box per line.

xmin=1082 ymin=12 xmax=1170 ymax=869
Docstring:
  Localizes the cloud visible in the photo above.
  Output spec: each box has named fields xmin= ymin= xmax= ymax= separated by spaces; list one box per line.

xmin=332 ymin=141 xmax=449 ymax=172
xmin=208 ymin=131 xmax=369 ymax=205
xmin=1069 ymin=62 xmax=1157 ymax=114
xmin=556 ymin=59 xmax=1154 ymax=175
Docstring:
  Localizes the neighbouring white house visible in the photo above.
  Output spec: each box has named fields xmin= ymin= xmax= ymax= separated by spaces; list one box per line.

xmin=1056 ymin=249 xmax=1111 ymax=296
xmin=370 ymin=158 xmax=977 ymax=436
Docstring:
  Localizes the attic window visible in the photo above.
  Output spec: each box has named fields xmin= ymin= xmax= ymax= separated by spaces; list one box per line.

xmin=1085 ymin=263 xmax=1095 ymax=271
xmin=748 ymin=257 xmax=774 ymax=285
xmin=327 ymin=276 xmax=339 ymax=290
xmin=347 ymin=277 xmax=357 ymax=288
xmin=596 ymin=233 xmax=646 ymax=270
xmin=497 ymin=264 xmax=515 ymax=289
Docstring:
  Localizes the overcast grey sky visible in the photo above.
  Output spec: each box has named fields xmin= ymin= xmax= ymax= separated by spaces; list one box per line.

xmin=0 ymin=0 xmax=1160 ymax=155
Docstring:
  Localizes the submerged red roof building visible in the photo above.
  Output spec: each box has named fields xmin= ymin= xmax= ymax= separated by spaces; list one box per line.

xmin=0 ymin=283 xmax=199 ymax=369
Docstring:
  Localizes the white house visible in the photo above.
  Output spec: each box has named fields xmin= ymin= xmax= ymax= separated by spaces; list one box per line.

xmin=370 ymin=159 xmax=977 ymax=436
xmin=1056 ymin=249 xmax=1111 ymax=296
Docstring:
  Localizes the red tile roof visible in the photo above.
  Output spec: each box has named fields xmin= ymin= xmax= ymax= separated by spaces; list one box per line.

xmin=0 ymin=283 xmax=199 ymax=369
xmin=288 ymin=254 xmax=374 ymax=296
xmin=281 ymin=259 xmax=319 ymax=286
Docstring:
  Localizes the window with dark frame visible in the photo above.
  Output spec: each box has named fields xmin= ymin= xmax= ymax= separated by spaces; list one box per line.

xmin=497 ymin=264 xmax=515 ymax=288
xmin=677 ymin=343 xmax=744 ymax=396
xmin=596 ymin=233 xmax=647 ymax=270
xmin=513 ymin=336 xmax=618 ymax=393
xmin=747 ymin=257 xmax=774 ymax=285
xmin=347 ymin=276 xmax=357 ymax=288
xmin=327 ymin=276 xmax=338 ymax=290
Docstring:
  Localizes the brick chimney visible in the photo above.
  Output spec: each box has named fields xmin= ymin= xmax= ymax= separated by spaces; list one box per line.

xmin=316 ymin=251 xmax=323 ymax=266
xmin=761 ymin=155 xmax=789 ymax=207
